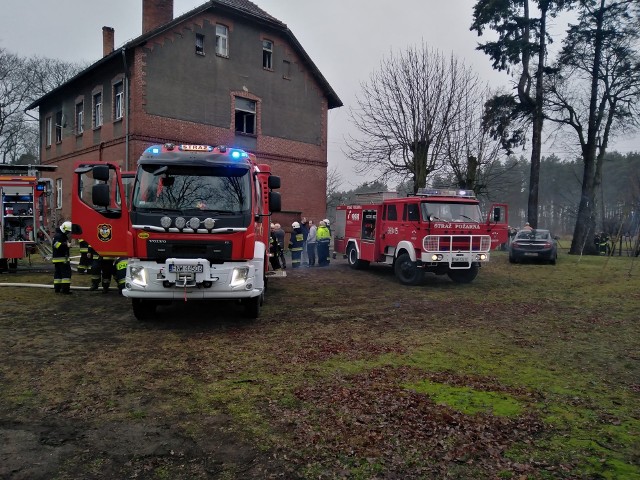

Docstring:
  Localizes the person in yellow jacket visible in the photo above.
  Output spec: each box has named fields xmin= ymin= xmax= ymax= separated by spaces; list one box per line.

xmin=316 ymin=220 xmax=331 ymax=267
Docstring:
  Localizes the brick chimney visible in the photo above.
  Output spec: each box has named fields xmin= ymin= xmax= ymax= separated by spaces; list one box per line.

xmin=102 ymin=26 xmax=115 ymax=57
xmin=143 ymin=0 xmax=174 ymax=34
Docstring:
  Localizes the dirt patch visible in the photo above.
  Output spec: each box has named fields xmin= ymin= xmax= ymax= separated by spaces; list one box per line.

xmin=1 ymin=255 xmax=639 ymax=478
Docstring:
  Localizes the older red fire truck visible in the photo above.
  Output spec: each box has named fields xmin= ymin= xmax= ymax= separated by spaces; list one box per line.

xmin=0 ymin=165 xmax=57 ymax=272
xmin=72 ymin=143 xmax=281 ymax=319
xmin=334 ymin=189 xmax=508 ymax=285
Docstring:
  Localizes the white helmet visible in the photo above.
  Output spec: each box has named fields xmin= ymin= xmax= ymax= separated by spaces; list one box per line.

xmin=60 ymin=221 xmax=72 ymax=233
xmin=292 ymin=221 xmax=300 ymax=229
xmin=323 ymin=219 xmax=330 ymax=225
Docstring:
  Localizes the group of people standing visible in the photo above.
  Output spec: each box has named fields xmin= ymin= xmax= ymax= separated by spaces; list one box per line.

xmin=269 ymin=217 xmax=332 ymax=270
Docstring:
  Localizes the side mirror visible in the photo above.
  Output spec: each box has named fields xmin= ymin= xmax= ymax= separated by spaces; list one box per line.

xmin=269 ymin=191 xmax=281 ymax=212
xmin=92 ymin=165 xmax=111 ymax=182
xmin=92 ymin=183 xmax=110 ymax=207
xmin=268 ymin=175 xmax=281 ymax=190
xmin=493 ymin=207 xmax=501 ymax=222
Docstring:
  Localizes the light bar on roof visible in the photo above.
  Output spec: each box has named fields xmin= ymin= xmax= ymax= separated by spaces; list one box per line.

xmin=416 ymin=188 xmax=476 ymax=198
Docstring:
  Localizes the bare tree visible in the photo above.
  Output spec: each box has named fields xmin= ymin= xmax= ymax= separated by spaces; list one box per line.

xmin=545 ymin=0 xmax=640 ymax=254
xmin=325 ymin=165 xmax=344 ymax=213
xmin=443 ymin=84 xmax=509 ymax=197
xmin=0 ymin=48 xmax=85 ymax=164
xmin=0 ymin=49 xmax=31 ymax=164
xmin=346 ymin=43 xmax=482 ymax=194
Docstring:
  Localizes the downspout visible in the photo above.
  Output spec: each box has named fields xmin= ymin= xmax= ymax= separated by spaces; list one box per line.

xmin=121 ymin=48 xmax=130 ymax=172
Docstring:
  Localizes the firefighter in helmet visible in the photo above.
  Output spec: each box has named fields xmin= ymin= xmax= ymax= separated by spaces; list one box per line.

xmin=52 ymin=221 xmax=73 ymax=294
xmin=288 ymin=221 xmax=304 ymax=268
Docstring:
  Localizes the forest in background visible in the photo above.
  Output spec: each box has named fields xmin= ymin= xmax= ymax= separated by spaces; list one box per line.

xmin=328 ymin=150 xmax=640 ymax=238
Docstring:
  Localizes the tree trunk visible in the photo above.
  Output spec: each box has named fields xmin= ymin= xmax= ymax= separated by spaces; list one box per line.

xmin=570 ymin=152 xmax=598 ymax=254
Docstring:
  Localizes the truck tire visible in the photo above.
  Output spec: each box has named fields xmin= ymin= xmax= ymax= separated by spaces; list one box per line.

xmin=347 ymin=245 xmax=370 ymax=270
xmin=242 ymin=294 xmax=261 ymax=319
xmin=447 ymin=264 xmax=479 ymax=284
xmin=132 ymin=298 xmax=157 ymax=321
xmin=394 ymin=253 xmax=423 ymax=286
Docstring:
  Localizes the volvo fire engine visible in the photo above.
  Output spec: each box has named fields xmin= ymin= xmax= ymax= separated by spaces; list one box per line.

xmin=0 ymin=165 xmax=57 ymax=272
xmin=72 ymin=143 xmax=281 ymax=319
xmin=334 ymin=189 xmax=508 ymax=285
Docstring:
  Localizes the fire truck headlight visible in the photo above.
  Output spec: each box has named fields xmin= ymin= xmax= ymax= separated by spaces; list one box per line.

xmin=175 ymin=217 xmax=186 ymax=229
xmin=203 ymin=217 xmax=215 ymax=229
xmin=431 ymin=254 xmax=443 ymax=261
xmin=189 ymin=217 xmax=200 ymax=229
xmin=230 ymin=267 xmax=250 ymax=287
xmin=477 ymin=253 xmax=487 ymax=261
xmin=130 ymin=266 xmax=148 ymax=287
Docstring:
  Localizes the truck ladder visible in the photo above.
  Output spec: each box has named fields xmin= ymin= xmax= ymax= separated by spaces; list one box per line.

xmin=36 ymin=226 xmax=53 ymax=261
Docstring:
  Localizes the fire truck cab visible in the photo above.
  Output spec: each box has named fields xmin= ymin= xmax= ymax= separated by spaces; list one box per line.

xmin=72 ymin=143 xmax=281 ymax=319
xmin=334 ymin=189 xmax=508 ymax=285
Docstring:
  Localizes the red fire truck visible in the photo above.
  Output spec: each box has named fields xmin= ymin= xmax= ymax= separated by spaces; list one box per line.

xmin=72 ymin=143 xmax=281 ymax=319
xmin=0 ymin=165 xmax=57 ymax=272
xmin=334 ymin=189 xmax=508 ymax=285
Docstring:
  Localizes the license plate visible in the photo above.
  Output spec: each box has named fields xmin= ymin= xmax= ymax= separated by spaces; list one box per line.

xmin=524 ymin=252 xmax=538 ymax=256
xmin=168 ymin=264 xmax=203 ymax=273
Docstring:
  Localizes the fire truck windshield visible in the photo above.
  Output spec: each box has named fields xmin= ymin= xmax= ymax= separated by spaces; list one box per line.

xmin=421 ymin=202 xmax=482 ymax=223
xmin=132 ymin=164 xmax=251 ymax=214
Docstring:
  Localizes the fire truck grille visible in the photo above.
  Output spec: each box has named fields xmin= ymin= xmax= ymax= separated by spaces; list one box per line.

xmin=147 ymin=240 xmax=232 ymax=263
xmin=423 ymin=235 xmax=491 ymax=252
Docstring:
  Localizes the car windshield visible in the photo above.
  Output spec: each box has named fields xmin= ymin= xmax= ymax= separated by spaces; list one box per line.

xmin=132 ymin=164 xmax=251 ymax=213
xmin=421 ymin=202 xmax=482 ymax=222
xmin=516 ymin=230 xmax=551 ymax=240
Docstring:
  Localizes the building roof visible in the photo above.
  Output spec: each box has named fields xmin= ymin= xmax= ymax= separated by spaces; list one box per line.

xmin=26 ymin=0 xmax=342 ymax=111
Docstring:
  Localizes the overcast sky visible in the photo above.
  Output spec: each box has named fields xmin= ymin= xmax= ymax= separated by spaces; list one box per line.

xmin=2 ymin=0 xmax=638 ymax=189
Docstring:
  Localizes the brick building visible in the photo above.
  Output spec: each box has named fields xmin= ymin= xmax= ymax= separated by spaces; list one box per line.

xmin=26 ymin=0 xmax=342 ymax=230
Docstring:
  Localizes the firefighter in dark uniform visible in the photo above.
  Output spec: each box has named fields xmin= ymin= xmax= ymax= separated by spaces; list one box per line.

xmin=113 ymin=257 xmax=128 ymax=294
xmin=288 ymin=221 xmax=304 ymax=268
xmin=77 ymin=238 xmax=91 ymax=274
xmin=90 ymin=252 xmax=115 ymax=293
xmin=269 ymin=223 xmax=283 ymax=271
xmin=52 ymin=221 xmax=73 ymax=294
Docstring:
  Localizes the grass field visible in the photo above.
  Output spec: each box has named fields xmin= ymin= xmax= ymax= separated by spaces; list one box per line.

xmin=0 ymin=250 xmax=638 ymax=479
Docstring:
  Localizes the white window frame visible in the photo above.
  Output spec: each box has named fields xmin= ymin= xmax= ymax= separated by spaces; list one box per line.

xmin=55 ymin=111 xmax=63 ymax=143
xmin=235 ymin=97 xmax=256 ymax=135
xmin=195 ymin=33 xmax=205 ymax=55
xmin=45 ymin=116 xmax=52 ymax=147
xmin=56 ymin=178 xmax=62 ymax=209
xmin=216 ymin=24 xmax=228 ymax=57
xmin=114 ymin=82 xmax=124 ymax=120
xmin=262 ymin=40 xmax=273 ymax=69
xmin=76 ymin=102 xmax=84 ymax=134
xmin=93 ymin=92 xmax=103 ymax=128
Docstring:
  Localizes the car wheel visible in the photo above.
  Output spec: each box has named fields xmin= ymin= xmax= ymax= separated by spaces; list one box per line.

xmin=509 ymin=254 xmax=516 ymax=264
xmin=132 ymin=298 xmax=157 ymax=321
xmin=242 ymin=295 xmax=261 ymax=319
xmin=447 ymin=264 xmax=479 ymax=284
xmin=394 ymin=253 xmax=423 ymax=286
xmin=347 ymin=244 xmax=370 ymax=270
xmin=550 ymin=254 xmax=557 ymax=265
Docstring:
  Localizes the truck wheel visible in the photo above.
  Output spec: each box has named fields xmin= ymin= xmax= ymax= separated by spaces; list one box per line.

xmin=242 ymin=295 xmax=261 ymax=319
xmin=132 ymin=298 xmax=157 ymax=321
xmin=447 ymin=265 xmax=479 ymax=284
xmin=347 ymin=245 xmax=370 ymax=270
xmin=394 ymin=253 xmax=423 ymax=286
